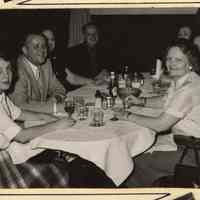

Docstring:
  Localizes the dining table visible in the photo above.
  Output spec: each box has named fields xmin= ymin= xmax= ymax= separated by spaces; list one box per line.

xmin=9 ymin=73 xmax=165 ymax=186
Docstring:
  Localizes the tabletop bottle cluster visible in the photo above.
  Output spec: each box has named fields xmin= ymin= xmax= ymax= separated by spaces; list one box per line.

xmin=94 ymin=66 xmax=144 ymax=110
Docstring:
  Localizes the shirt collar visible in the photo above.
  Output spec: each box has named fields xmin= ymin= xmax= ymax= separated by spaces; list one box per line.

xmin=171 ymin=72 xmax=191 ymax=90
xmin=24 ymin=57 xmax=40 ymax=79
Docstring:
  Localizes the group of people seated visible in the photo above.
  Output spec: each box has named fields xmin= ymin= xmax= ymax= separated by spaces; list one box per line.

xmin=1 ymin=20 xmax=200 ymax=188
xmin=8 ymin=23 xmax=109 ymax=113
xmin=0 ymin=23 xmax=116 ymax=188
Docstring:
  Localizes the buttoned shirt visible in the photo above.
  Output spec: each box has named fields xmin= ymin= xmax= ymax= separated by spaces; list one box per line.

xmin=0 ymin=93 xmax=22 ymax=149
xmin=164 ymin=72 xmax=200 ymax=137
xmin=24 ymin=57 xmax=40 ymax=81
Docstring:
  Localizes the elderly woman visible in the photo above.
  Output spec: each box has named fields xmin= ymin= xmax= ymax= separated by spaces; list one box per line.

xmin=0 ymin=50 xmax=115 ymax=188
xmin=116 ymin=39 xmax=200 ymax=187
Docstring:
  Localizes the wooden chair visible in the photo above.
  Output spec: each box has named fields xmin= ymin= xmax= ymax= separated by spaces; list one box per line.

xmin=153 ymin=135 xmax=200 ymax=187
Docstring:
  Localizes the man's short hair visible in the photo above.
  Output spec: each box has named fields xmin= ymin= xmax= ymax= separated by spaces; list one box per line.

xmin=21 ymin=31 xmax=45 ymax=47
xmin=82 ymin=22 xmax=98 ymax=34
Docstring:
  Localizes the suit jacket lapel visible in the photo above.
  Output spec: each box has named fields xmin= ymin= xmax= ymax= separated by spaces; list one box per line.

xmin=38 ymin=65 xmax=48 ymax=101
xmin=21 ymin=56 xmax=43 ymax=100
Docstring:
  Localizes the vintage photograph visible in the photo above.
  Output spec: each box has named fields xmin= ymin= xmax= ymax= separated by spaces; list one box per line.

xmin=0 ymin=6 xmax=200 ymax=198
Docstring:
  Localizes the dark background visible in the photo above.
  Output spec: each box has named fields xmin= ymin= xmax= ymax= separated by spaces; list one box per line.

xmin=0 ymin=9 xmax=70 ymax=59
xmin=93 ymin=14 xmax=197 ymax=72
xmin=0 ymin=9 xmax=198 ymax=72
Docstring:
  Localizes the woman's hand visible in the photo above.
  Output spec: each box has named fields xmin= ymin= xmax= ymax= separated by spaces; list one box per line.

xmin=126 ymin=95 xmax=144 ymax=107
xmin=114 ymin=108 xmax=130 ymax=121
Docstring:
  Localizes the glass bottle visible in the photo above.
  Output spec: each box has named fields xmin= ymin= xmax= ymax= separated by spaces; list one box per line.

xmin=123 ymin=66 xmax=129 ymax=81
xmin=118 ymin=74 xmax=126 ymax=89
xmin=109 ymin=72 xmax=118 ymax=98
xmin=94 ymin=90 xmax=102 ymax=108
xmin=131 ymin=72 xmax=141 ymax=88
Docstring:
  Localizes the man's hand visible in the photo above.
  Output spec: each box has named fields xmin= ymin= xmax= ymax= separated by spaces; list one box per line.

xmin=38 ymin=113 xmax=59 ymax=123
xmin=47 ymin=95 xmax=65 ymax=104
xmin=94 ymin=69 xmax=109 ymax=83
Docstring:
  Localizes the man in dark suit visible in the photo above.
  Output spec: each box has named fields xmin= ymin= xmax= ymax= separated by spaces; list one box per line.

xmin=42 ymin=28 xmax=95 ymax=90
xmin=66 ymin=22 xmax=110 ymax=81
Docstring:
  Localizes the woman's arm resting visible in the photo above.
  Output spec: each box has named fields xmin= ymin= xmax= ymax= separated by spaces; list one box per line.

xmin=115 ymin=110 xmax=180 ymax=133
xmin=13 ymin=117 xmax=75 ymax=143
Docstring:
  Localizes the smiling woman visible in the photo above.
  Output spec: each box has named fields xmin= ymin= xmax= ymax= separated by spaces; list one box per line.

xmin=114 ymin=39 xmax=200 ymax=187
xmin=0 ymin=56 xmax=12 ymax=93
xmin=166 ymin=39 xmax=200 ymax=79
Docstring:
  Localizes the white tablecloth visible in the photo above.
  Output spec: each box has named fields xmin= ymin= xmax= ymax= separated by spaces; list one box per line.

xmin=9 ymin=77 xmax=159 ymax=186
xmin=30 ymin=116 xmax=155 ymax=186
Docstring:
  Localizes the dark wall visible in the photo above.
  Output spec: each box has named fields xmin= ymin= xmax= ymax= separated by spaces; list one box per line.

xmin=0 ymin=9 xmax=70 ymax=59
xmin=93 ymin=15 xmax=197 ymax=72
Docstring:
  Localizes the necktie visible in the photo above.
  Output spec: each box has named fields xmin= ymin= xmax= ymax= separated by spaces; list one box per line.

xmin=35 ymin=68 xmax=40 ymax=81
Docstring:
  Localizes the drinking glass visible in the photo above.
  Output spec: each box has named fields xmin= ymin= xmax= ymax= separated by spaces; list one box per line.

xmin=64 ymin=100 xmax=75 ymax=118
xmin=91 ymin=108 xmax=104 ymax=127
xmin=78 ymin=105 xmax=89 ymax=120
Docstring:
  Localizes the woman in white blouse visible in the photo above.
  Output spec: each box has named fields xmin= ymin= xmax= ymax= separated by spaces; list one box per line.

xmin=115 ymin=39 xmax=200 ymax=187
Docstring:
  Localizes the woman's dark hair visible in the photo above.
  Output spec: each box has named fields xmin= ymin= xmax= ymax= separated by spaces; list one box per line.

xmin=0 ymin=49 xmax=18 ymax=94
xmin=165 ymin=38 xmax=200 ymax=74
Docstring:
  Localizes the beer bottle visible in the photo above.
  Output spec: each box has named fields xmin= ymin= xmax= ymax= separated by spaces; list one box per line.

xmin=131 ymin=72 xmax=141 ymax=88
xmin=109 ymin=72 xmax=117 ymax=98
xmin=118 ymin=74 xmax=126 ymax=89
xmin=123 ymin=66 xmax=129 ymax=80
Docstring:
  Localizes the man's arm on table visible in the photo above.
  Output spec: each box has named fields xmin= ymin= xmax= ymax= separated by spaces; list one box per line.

xmin=47 ymin=63 xmax=67 ymax=98
xmin=65 ymin=67 xmax=94 ymax=86
xmin=16 ymin=100 xmax=65 ymax=114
